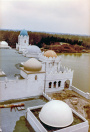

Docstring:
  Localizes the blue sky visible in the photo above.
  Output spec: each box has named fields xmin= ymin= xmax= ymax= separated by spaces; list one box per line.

xmin=1 ymin=0 xmax=90 ymax=35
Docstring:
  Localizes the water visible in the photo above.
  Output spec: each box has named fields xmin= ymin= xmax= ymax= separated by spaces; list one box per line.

xmin=0 ymin=49 xmax=28 ymax=80
xmin=0 ymin=96 xmax=48 ymax=132
xmin=0 ymin=49 xmax=90 ymax=92
xmin=59 ymin=53 xmax=90 ymax=93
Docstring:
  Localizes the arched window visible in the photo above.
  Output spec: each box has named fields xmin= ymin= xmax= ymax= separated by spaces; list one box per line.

xmin=35 ymin=75 xmax=37 ymax=80
xmin=58 ymin=81 xmax=61 ymax=87
xmin=53 ymin=81 xmax=56 ymax=88
xmin=64 ymin=80 xmax=70 ymax=88
xmin=49 ymin=82 xmax=52 ymax=88
xmin=24 ymin=40 xmax=26 ymax=43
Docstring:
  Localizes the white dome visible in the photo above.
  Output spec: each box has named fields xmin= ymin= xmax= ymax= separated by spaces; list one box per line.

xmin=44 ymin=50 xmax=57 ymax=58
xmin=0 ymin=41 xmax=8 ymax=47
xmin=39 ymin=100 xmax=73 ymax=128
xmin=24 ymin=58 xmax=42 ymax=71
xmin=27 ymin=45 xmax=41 ymax=54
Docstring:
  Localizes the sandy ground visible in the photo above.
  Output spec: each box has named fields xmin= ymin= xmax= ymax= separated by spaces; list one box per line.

xmin=47 ymin=89 xmax=90 ymax=131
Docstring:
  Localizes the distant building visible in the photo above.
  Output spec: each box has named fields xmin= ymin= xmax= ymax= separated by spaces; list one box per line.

xmin=23 ymin=45 xmax=41 ymax=58
xmin=16 ymin=29 xmax=29 ymax=53
xmin=0 ymin=41 xmax=11 ymax=49
xmin=16 ymin=29 xmax=42 ymax=58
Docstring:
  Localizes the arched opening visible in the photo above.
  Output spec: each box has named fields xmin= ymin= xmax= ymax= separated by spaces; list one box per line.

xmin=64 ymin=80 xmax=70 ymax=88
xmin=24 ymin=40 xmax=26 ymax=43
xmin=58 ymin=81 xmax=61 ymax=87
xmin=49 ymin=82 xmax=52 ymax=88
xmin=53 ymin=81 xmax=57 ymax=88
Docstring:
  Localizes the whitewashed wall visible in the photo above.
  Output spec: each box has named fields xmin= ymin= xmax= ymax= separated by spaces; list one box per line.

xmin=0 ymin=73 xmax=45 ymax=101
xmin=16 ymin=35 xmax=29 ymax=51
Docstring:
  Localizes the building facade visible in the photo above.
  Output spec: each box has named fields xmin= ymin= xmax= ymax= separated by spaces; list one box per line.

xmin=0 ymin=50 xmax=73 ymax=101
xmin=16 ymin=29 xmax=29 ymax=52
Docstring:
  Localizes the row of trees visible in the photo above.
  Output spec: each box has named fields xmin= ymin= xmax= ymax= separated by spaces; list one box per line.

xmin=0 ymin=30 xmax=90 ymax=48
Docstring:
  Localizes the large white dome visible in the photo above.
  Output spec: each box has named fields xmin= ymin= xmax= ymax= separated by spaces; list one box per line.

xmin=27 ymin=45 xmax=41 ymax=54
xmin=0 ymin=41 xmax=8 ymax=47
xmin=24 ymin=58 xmax=42 ymax=71
xmin=39 ymin=100 xmax=73 ymax=128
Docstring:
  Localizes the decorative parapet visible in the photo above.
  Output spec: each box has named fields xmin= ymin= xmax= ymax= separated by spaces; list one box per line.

xmin=0 ymin=76 xmax=22 ymax=84
xmin=70 ymin=86 xmax=90 ymax=100
xmin=39 ymin=54 xmax=61 ymax=63
xmin=46 ymin=68 xmax=74 ymax=81
xmin=47 ymin=67 xmax=74 ymax=75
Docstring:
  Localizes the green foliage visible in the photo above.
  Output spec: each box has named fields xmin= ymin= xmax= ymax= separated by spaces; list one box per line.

xmin=0 ymin=30 xmax=90 ymax=49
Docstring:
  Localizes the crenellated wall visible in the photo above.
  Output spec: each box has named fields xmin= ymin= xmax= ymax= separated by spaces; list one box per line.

xmin=46 ymin=68 xmax=74 ymax=80
xmin=39 ymin=54 xmax=74 ymax=93
xmin=39 ymin=54 xmax=61 ymax=63
xmin=0 ymin=72 xmax=45 ymax=101
xmin=39 ymin=55 xmax=61 ymax=73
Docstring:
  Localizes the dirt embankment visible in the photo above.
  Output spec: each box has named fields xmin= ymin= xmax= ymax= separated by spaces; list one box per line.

xmin=42 ymin=43 xmax=90 ymax=53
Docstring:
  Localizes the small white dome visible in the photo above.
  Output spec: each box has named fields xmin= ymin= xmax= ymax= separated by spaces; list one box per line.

xmin=39 ymin=100 xmax=73 ymax=128
xmin=24 ymin=58 xmax=42 ymax=71
xmin=27 ymin=45 xmax=41 ymax=54
xmin=0 ymin=41 xmax=8 ymax=46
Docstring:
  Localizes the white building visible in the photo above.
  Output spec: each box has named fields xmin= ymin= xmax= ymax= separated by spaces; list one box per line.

xmin=16 ymin=29 xmax=42 ymax=57
xmin=16 ymin=29 xmax=29 ymax=53
xmin=0 ymin=50 xmax=73 ymax=101
xmin=39 ymin=50 xmax=73 ymax=93
xmin=0 ymin=41 xmax=11 ymax=49
xmin=0 ymin=49 xmax=89 ymax=131
xmin=23 ymin=45 xmax=41 ymax=58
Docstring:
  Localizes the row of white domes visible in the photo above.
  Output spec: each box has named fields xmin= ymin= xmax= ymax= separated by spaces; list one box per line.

xmin=0 ymin=40 xmax=57 ymax=58
xmin=24 ymin=45 xmax=57 ymax=58
xmin=23 ymin=50 xmax=57 ymax=71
